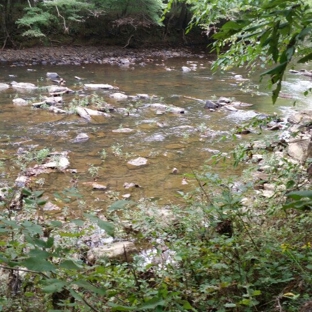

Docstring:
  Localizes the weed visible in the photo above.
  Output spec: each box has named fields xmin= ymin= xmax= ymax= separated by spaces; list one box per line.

xmin=111 ymin=143 xmax=123 ymax=158
xmin=88 ymin=164 xmax=99 ymax=178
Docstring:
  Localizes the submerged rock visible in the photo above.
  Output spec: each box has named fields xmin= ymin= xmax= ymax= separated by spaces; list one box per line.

xmin=112 ymin=128 xmax=135 ymax=133
xmin=48 ymin=106 xmax=67 ymax=114
xmin=87 ymin=241 xmax=137 ymax=263
xmin=147 ymin=103 xmax=185 ymax=114
xmin=72 ymin=133 xmax=89 ymax=143
xmin=204 ymin=100 xmax=218 ymax=109
xmin=76 ymin=107 xmax=111 ymax=121
xmin=127 ymin=157 xmax=148 ymax=168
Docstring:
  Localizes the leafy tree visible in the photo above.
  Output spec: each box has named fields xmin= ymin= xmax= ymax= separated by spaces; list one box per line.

xmin=166 ymin=0 xmax=312 ymax=102
xmin=16 ymin=0 xmax=91 ymax=39
xmin=15 ymin=0 xmax=164 ymax=38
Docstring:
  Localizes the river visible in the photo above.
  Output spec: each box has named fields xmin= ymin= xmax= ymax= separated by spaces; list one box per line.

xmin=0 ymin=54 xmax=311 ymax=214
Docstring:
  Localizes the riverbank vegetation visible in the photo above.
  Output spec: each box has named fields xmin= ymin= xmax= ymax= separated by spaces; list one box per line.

xmin=0 ymin=113 xmax=312 ymax=311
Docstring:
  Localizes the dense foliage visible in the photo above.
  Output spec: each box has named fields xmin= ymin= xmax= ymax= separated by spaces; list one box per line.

xmin=0 ymin=0 xmax=166 ymax=48
xmin=167 ymin=0 xmax=312 ymax=102
xmin=0 ymin=116 xmax=311 ymax=311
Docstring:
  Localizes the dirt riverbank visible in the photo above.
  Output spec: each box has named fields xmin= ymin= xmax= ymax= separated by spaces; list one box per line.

xmin=0 ymin=45 xmax=209 ymax=66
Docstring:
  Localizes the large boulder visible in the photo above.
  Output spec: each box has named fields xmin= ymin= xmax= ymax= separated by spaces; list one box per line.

xmin=287 ymin=139 xmax=312 ymax=163
xmin=87 ymin=241 xmax=136 ymax=264
xmin=13 ymin=98 xmax=28 ymax=106
xmin=0 ymin=83 xmax=9 ymax=90
xmin=11 ymin=81 xmax=37 ymax=91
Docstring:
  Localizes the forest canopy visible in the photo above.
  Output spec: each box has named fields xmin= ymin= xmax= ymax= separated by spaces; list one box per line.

xmin=1 ymin=0 xmax=312 ymax=100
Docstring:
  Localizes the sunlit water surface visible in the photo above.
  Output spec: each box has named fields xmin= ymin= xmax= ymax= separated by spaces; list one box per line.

xmin=0 ymin=55 xmax=311 ymax=214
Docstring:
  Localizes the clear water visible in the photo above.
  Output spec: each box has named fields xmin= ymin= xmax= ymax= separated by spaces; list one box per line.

xmin=0 ymin=55 xmax=310 ymax=213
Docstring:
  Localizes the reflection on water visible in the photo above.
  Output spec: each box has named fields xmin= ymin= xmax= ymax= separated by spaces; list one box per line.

xmin=0 ymin=56 xmax=308 ymax=212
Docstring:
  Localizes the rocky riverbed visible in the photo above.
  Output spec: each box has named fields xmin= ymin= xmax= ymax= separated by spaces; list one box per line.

xmin=0 ymin=46 xmax=204 ymax=66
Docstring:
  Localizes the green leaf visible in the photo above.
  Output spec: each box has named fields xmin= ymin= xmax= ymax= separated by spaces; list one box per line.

xmin=261 ymin=62 xmax=287 ymax=77
xmin=108 ymin=200 xmax=134 ymax=212
xmin=286 ymin=190 xmax=312 ymax=199
xmin=59 ymin=260 xmax=82 ymax=270
xmin=21 ymin=257 xmax=56 ymax=272
xmin=109 ymin=304 xmax=135 ymax=311
xmin=72 ymin=280 xmax=106 ymax=295
xmin=137 ymin=297 xmax=166 ymax=310
xmin=46 ymin=237 xmax=54 ymax=248
xmin=180 ymin=300 xmax=193 ymax=309
xmin=33 ymin=190 xmax=44 ymax=198
xmin=41 ymin=280 xmax=67 ymax=293
xmin=22 ymin=188 xmax=32 ymax=196
xmin=37 ymin=199 xmax=48 ymax=206
xmin=272 ymin=81 xmax=282 ymax=104
xmin=71 ymin=219 xmax=84 ymax=226
xmin=97 ymin=220 xmax=115 ymax=237
xmin=28 ymin=249 xmax=50 ymax=258
xmin=109 ymin=297 xmax=166 ymax=311
xmin=298 ymin=52 xmax=312 ymax=63
xmin=49 ymin=220 xmax=63 ymax=228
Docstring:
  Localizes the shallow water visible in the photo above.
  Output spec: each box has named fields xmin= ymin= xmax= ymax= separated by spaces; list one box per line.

xmin=0 ymin=55 xmax=310 ymax=213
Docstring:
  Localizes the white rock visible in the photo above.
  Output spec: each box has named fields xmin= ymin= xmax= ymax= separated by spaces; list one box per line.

xmin=87 ymin=241 xmax=136 ymax=263
xmin=136 ymin=93 xmax=149 ymax=99
xmin=182 ymin=66 xmax=192 ymax=73
xmin=110 ymin=92 xmax=128 ymax=100
xmin=48 ymin=85 xmax=72 ymax=94
xmin=0 ymin=83 xmax=9 ymax=90
xmin=72 ymin=133 xmax=89 ymax=143
xmin=46 ymin=72 xmax=59 ymax=79
xmin=288 ymin=140 xmax=312 ymax=163
xmin=44 ymin=96 xmax=63 ymax=105
xmin=43 ymin=201 xmax=61 ymax=211
xmin=112 ymin=128 xmax=134 ymax=133
xmin=127 ymin=157 xmax=148 ymax=167
xmin=123 ymin=182 xmax=137 ymax=189
xmin=262 ymin=190 xmax=274 ymax=198
xmin=48 ymin=106 xmax=67 ymax=114
xmin=42 ymin=156 xmax=70 ymax=170
xmin=11 ymin=82 xmax=37 ymax=90
xmin=83 ymin=107 xmax=111 ymax=117
xmin=76 ymin=107 xmax=110 ymax=121
xmin=148 ymin=103 xmax=185 ymax=114
xmin=15 ymin=175 xmax=28 ymax=187
xmin=84 ymin=83 xmax=118 ymax=90
xmin=92 ymin=183 xmax=107 ymax=190
xmin=13 ymin=98 xmax=28 ymax=106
